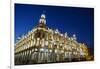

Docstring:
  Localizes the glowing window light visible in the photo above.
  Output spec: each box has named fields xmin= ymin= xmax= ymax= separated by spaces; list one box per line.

xmin=32 ymin=49 xmax=34 ymax=52
xmin=79 ymin=48 xmax=84 ymax=56
xmin=41 ymin=39 xmax=45 ymax=47
xmin=50 ymin=44 xmax=52 ymax=48
xmin=33 ymin=39 xmax=36 ymax=46
xmin=55 ymin=49 xmax=57 ymax=53
xmin=68 ymin=46 xmax=72 ymax=51
xmin=32 ymin=35 xmax=34 ymax=39
xmin=49 ymin=50 xmax=52 ymax=52
xmin=37 ymin=38 xmax=40 ymax=40
xmin=45 ymin=41 xmax=48 ymax=46
xmin=77 ymin=48 xmax=80 ymax=51
xmin=54 ymin=42 xmax=56 ymax=45
xmin=31 ymin=41 xmax=33 ymax=46
xmin=40 ymin=48 xmax=44 ymax=52
xmin=60 ymin=43 xmax=62 ymax=46
xmin=40 ymin=40 xmax=42 ymax=45
xmin=57 ymin=45 xmax=59 ymax=49
xmin=35 ymin=48 xmax=38 ymax=51
xmin=73 ymin=52 xmax=76 ymax=55
xmin=36 ymin=38 xmax=40 ymax=46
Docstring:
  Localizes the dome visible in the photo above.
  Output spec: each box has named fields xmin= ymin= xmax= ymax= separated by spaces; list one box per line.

xmin=41 ymin=14 xmax=46 ymax=19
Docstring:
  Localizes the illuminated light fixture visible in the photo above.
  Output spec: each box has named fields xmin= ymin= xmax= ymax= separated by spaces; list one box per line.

xmin=35 ymin=48 xmax=38 ymax=51
xmin=60 ymin=43 xmax=62 ymax=46
xmin=37 ymin=38 xmax=40 ymax=40
xmin=55 ymin=49 xmax=57 ymax=53
xmin=40 ymin=48 xmax=44 ymax=51
xmin=49 ymin=50 xmax=52 ymax=52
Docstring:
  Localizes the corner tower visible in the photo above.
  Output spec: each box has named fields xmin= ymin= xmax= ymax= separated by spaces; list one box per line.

xmin=38 ymin=14 xmax=47 ymax=28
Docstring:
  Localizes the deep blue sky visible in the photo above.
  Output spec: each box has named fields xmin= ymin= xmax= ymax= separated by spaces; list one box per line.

xmin=15 ymin=3 xmax=94 ymax=48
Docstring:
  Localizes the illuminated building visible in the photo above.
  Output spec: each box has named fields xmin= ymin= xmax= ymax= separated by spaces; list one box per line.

xmin=15 ymin=13 xmax=91 ymax=65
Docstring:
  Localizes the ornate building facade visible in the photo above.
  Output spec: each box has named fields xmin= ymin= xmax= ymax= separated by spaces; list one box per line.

xmin=15 ymin=14 xmax=91 ymax=65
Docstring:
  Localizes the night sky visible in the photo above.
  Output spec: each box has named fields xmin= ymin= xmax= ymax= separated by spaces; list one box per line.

xmin=15 ymin=3 xmax=94 ymax=49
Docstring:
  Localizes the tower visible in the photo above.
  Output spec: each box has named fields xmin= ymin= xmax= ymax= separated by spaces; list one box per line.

xmin=38 ymin=14 xmax=47 ymax=28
